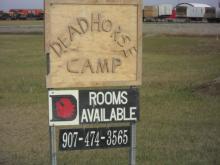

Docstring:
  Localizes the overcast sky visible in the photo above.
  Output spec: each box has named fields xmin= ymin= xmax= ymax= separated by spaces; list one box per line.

xmin=0 ymin=0 xmax=43 ymax=10
xmin=0 ymin=0 xmax=219 ymax=10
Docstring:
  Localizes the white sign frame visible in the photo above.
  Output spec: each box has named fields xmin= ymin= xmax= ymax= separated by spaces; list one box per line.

xmin=48 ymin=90 xmax=79 ymax=126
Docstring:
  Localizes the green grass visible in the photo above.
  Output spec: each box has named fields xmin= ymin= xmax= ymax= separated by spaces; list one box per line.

xmin=140 ymin=36 xmax=220 ymax=165
xmin=0 ymin=35 xmax=220 ymax=165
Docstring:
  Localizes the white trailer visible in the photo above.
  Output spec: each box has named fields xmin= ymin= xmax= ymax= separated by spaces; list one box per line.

xmin=158 ymin=4 xmax=173 ymax=18
xmin=176 ymin=3 xmax=216 ymax=21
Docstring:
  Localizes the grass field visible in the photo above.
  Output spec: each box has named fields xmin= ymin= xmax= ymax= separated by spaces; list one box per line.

xmin=0 ymin=34 xmax=220 ymax=165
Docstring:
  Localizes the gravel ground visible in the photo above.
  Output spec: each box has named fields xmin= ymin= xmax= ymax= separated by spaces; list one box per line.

xmin=0 ymin=25 xmax=43 ymax=34
xmin=0 ymin=23 xmax=220 ymax=36
xmin=143 ymin=23 xmax=220 ymax=36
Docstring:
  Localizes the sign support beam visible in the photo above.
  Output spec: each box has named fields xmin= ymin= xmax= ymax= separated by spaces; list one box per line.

xmin=129 ymin=122 xmax=136 ymax=165
xmin=49 ymin=126 xmax=57 ymax=165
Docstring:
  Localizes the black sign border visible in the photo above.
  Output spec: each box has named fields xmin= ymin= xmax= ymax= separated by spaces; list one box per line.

xmin=59 ymin=126 xmax=131 ymax=151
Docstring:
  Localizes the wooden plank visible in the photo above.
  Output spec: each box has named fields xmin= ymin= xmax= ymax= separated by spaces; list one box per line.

xmin=45 ymin=0 xmax=142 ymax=88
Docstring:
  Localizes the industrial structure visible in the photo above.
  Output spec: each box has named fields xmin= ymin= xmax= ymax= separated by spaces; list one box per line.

xmin=143 ymin=2 xmax=220 ymax=22
xmin=1 ymin=2 xmax=220 ymax=23
xmin=0 ymin=9 xmax=43 ymax=20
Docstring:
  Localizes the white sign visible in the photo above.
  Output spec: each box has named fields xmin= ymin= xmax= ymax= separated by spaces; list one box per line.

xmin=48 ymin=90 xmax=79 ymax=126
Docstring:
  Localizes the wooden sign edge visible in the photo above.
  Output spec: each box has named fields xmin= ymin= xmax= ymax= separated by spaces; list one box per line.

xmin=44 ymin=0 xmax=142 ymax=89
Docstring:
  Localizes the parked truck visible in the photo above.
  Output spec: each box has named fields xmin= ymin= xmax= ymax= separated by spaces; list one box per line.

xmin=8 ymin=9 xmax=44 ymax=20
xmin=158 ymin=4 xmax=173 ymax=18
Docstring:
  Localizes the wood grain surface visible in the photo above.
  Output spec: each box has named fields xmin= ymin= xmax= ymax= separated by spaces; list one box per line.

xmin=45 ymin=0 xmax=142 ymax=88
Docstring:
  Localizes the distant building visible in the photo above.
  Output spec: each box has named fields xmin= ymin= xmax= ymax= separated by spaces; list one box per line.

xmin=177 ymin=0 xmax=220 ymax=19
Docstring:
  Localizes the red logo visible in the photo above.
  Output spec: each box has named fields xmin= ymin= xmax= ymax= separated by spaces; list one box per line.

xmin=52 ymin=96 xmax=77 ymax=121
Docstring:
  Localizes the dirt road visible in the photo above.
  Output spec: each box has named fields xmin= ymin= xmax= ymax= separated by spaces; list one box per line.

xmin=143 ymin=23 xmax=220 ymax=36
xmin=0 ymin=25 xmax=43 ymax=34
xmin=0 ymin=22 xmax=220 ymax=36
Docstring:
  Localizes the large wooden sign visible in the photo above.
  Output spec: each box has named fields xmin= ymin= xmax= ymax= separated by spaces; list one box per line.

xmin=45 ymin=0 xmax=142 ymax=88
